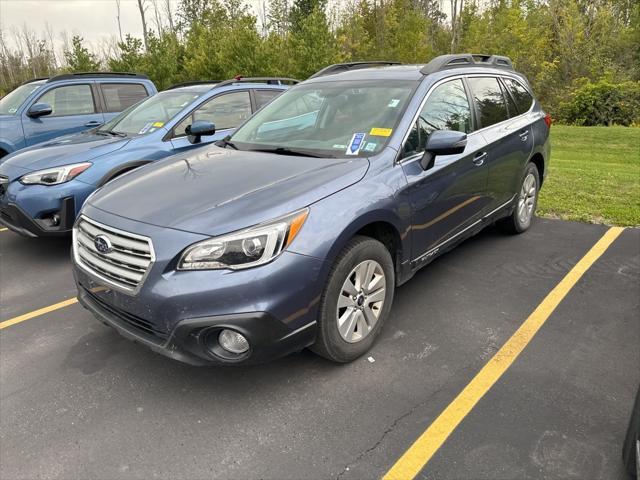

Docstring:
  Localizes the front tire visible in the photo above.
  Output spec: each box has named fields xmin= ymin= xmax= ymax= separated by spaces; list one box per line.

xmin=311 ymin=236 xmax=395 ymax=363
xmin=499 ymin=162 xmax=540 ymax=234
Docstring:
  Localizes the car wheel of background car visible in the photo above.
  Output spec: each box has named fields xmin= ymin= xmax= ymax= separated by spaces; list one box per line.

xmin=311 ymin=235 xmax=394 ymax=363
xmin=0 ymin=149 xmax=7 ymax=159
xmin=499 ymin=162 xmax=540 ymax=234
xmin=623 ymin=386 xmax=640 ymax=478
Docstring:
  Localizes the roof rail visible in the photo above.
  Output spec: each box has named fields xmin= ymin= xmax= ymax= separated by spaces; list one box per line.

xmin=309 ymin=61 xmax=401 ymax=79
xmin=166 ymin=80 xmax=222 ymax=90
xmin=215 ymin=76 xmax=300 ymax=88
xmin=46 ymin=72 xmax=150 ymax=83
xmin=21 ymin=77 xmax=49 ymax=85
xmin=420 ymin=54 xmax=513 ymax=75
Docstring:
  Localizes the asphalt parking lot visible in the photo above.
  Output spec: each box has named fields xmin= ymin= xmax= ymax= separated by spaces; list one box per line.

xmin=1 ymin=218 xmax=638 ymax=480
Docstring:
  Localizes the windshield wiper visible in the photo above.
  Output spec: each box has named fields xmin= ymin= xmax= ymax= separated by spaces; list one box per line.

xmin=97 ymin=130 xmax=127 ymax=138
xmin=216 ymin=137 xmax=238 ymax=150
xmin=249 ymin=147 xmax=331 ymax=158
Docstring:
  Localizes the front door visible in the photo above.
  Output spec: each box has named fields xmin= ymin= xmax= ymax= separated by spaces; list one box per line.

xmin=22 ymin=83 xmax=104 ymax=146
xmin=170 ymin=90 xmax=253 ymax=152
xmin=399 ymin=78 xmax=490 ymax=264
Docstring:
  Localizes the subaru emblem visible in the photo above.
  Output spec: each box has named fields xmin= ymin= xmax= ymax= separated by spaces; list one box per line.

xmin=94 ymin=235 xmax=112 ymax=254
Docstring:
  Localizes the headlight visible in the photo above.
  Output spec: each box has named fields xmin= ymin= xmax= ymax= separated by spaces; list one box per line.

xmin=20 ymin=162 xmax=92 ymax=185
xmin=178 ymin=208 xmax=309 ymax=270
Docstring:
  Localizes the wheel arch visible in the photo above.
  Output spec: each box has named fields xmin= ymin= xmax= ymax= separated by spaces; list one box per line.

xmin=529 ymin=152 xmax=545 ymax=185
xmin=97 ymin=160 xmax=152 ymax=187
xmin=321 ymin=210 xmax=409 ymax=285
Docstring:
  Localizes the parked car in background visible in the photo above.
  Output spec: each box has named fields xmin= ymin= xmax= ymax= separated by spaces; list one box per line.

xmin=0 ymin=73 xmax=157 ymax=157
xmin=71 ymin=54 xmax=551 ymax=366
xmin=0 ymin=77 xmax=295 ymax=237
xmin=623 ymin=386 xmax=640 ymax=477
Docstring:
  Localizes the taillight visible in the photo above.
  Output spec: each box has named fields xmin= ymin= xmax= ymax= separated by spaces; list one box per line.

xmin=544 ymin=113 xmax=552 ymax=129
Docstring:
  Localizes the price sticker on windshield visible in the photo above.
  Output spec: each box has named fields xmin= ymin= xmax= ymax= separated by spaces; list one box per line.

xmin=346 ymin=133 xmax=365 ymax=155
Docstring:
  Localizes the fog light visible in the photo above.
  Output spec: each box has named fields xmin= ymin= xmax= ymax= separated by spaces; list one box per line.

xmin=218 ymin=329 xmax=249 ymax=354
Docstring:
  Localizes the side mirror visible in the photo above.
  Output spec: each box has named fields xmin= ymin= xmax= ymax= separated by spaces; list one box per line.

xmin=27 ymin=103 xmax=53 ymax=118
xmin=420 ymin=130 xmax=467 ymax=170
xmin=185 ymin=120 xmax=216 ymax=144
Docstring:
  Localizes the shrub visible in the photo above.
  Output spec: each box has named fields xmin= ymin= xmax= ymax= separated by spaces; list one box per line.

xmin=558 ymin=80 xmax=640 ymax=126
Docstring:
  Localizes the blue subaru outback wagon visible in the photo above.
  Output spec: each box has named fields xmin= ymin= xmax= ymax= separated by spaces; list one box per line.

xmin=0 ymin=77 xmax=294 ymax=237
xmin=72 ymin=54 xmax=551 ymax=365
xmin=0 ymin=72 xmax=157 ymax=157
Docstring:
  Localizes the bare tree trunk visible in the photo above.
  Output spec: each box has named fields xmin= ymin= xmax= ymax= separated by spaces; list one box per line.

xmin=115 ymin=0 xmax=124 ymax=43
xmin=137 ymin=0 xmax=149 ymax=50
xmin=450 ymin=0 xmax=458 ymax=53
xmin=163 ymin=0 xmax=175 ymax=33
xmin=152 ymin=0 xmax=164 ymax=35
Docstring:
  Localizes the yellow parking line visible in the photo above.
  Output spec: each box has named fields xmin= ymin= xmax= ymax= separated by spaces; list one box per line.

xmin=0 ymin=298 xmax=78 ymax=330
xmin=382 ymin=226 xmax=625 ymax=480
xmin=0 ymin=227 xmax=8 ymax=232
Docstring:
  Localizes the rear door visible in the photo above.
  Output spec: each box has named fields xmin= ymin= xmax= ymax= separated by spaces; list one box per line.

xmin=170 ymin=90 xmax=253 ymax=152
xmin=466 ymin=76 xmax=533 ymax=211
xmin=22 ymin=82 xmax=104 ymax=145
xmin=99 ymin=82 xmax=151 ymax=122
xmin=399 ymin=78 xmax=489 ymax=263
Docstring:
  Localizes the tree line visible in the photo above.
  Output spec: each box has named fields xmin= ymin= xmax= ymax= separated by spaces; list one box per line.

xmin=1 ymin=0 xmax=638 ymax=125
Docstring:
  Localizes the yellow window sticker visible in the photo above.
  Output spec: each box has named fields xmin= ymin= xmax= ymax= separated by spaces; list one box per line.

xmin=152 ymin=122 xmax=164 ymax=127
xmin=369 ymin=127 xmax=392 ymax=137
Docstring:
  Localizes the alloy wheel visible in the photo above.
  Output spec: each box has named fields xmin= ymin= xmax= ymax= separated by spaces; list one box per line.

xmin=336 ymin=260 xmax=386 ymax=343
xmin=517 ymin=172 xmax=537 ymax=224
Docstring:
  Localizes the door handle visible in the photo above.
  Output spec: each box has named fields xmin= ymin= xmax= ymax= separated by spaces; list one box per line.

xmin=85 ymin=121 xmax=101 ymax=127
xmin=519 ymin=130 xmax=529 ymax=141
xmin=473 ymin=152 xmax=487 ymax=166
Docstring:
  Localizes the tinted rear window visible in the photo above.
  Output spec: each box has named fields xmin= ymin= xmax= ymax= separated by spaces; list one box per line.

xmin=503 ymin=78 xmax=533 ymax=114
xmin=101 ymin=83 xmax=149 ymax=113
xmin=467 ymin=77 xmax=509 ymax=128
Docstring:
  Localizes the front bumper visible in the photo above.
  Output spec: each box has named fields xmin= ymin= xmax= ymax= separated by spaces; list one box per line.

xmin=0 ymin=198 xmax=75 ymax=237
xmin=77 ymin=286 xmax=317 ymax=365
xmin=0 ymin=174 xmax=94 ymax=237
xmin=72 ymin=205 xmax=327 ymax=365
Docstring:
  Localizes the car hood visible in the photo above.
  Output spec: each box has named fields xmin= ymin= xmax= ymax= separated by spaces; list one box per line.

xmin=89 ymin=146 xmax=369 ymax=236
xmin=0 ymin=132 xmax=131 ymax=172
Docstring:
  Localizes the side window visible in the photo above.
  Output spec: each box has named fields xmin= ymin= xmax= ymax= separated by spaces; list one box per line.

xmin=401 ymin=79 xmax=472 ymax=159
xmin=101 ymin=83 xmax=149 ymax=113
xmin=255 ymin=90 xmax=282 ymax=110
xmin=500 ymin=80 xmax=518 ymax=118
xmin=37 ymin=84 xmax=96 ymax=116
xmin=502 ymin=78 xmax=533 ymax=114
xmin=467 ymin=77 xmax=509 ymax=128
xmin=174 ymin=91 xmax=251 ymax=137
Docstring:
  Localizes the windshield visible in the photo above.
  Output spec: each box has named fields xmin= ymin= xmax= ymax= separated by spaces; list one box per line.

xmin=98 ymin=91 xmax=202 ymax=136
xmin=0 ymin=83 xmax=42 ymax=115
xmin=230 ymin=80 xmax=417 ymax=157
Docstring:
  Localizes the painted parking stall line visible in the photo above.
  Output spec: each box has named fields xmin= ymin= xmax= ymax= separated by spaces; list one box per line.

xmin=382 ymin=226 xmax=625 ymax=480
xmin=0 ymin=298 xmax=78 ymax=330
xmin=0 ymin=227 xmax=8 ymax=232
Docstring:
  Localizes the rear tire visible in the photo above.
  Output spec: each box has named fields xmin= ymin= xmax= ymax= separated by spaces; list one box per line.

xmin=311 ymin=236 xmax=394 ymax=363
xmin=499 ymin=162 xmax=540 ymax=234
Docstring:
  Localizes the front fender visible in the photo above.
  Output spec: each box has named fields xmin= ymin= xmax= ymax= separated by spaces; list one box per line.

xmin=288 ymin=162 xmax=412 ymax=285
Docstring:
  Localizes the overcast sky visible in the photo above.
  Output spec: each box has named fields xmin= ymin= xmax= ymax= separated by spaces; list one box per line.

xmin=0 ymin=0 xmax=264 ymax=50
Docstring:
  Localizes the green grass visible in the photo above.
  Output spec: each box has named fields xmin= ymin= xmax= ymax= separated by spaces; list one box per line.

xmin=537 ymin=125 xmax=640 ymax=226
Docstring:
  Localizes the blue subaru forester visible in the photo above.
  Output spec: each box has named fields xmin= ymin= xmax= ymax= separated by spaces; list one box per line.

xmin=71 ymin=54 xmax=551 ymax=365
xmin=0 ymin=72 xmax=157 ymax=157
xmin=0 ymin=77 xmax=294 ymax=237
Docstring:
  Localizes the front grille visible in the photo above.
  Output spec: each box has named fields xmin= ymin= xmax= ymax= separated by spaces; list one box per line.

xmin=74 ymin=216 xmax=154 ymax=293
xmin=84 ymin=288 xmax=167 ymax=343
